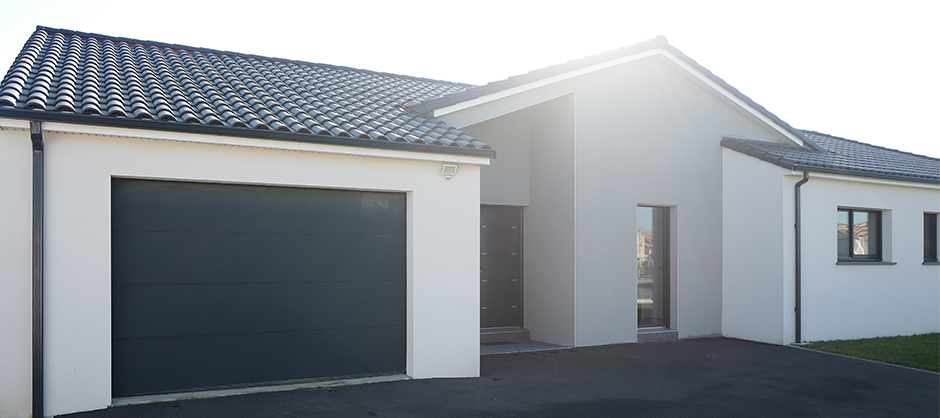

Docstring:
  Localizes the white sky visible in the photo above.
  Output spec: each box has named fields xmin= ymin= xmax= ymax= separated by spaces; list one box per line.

xmin=1 ymin=0 xmax=937 ymax=157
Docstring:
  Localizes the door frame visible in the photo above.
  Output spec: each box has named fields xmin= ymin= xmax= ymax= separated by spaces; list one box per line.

xmin=636 ymin=205 xmax=678 ymax=330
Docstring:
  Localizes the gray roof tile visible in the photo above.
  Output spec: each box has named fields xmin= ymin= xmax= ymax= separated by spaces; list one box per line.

xmin=721 ymin=131 xmax=939 ymax=184
xmin=0 ymin=27 xmax=494 ymax=157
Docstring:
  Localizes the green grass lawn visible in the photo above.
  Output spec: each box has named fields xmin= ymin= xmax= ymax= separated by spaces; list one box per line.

xmin=803 ymin=333 xmax=939 ymax=372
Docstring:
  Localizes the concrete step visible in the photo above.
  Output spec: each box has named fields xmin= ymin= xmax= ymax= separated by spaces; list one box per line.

xmin=480 ymin=327 xmax=530 ymax=344
xmin=637 ymin=328 xmax=678 ymax=344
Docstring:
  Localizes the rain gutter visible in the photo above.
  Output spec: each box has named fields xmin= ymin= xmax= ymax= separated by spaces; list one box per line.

xmin=794 ymin=171 xmax=809 ymax=344
xmin=30 ymin=120 xmax=44 ymax=418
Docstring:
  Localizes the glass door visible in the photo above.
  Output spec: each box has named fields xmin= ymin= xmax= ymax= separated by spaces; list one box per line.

xmin=637 ymin=206 xmax=669 ymax=328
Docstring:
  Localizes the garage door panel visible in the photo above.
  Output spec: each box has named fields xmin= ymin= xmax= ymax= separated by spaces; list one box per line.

xmin=112 ymin=281 xmax=405 ymax=339
xmin=112 ymin=232 xmax=405 ymax=285
xmin=112 ymin=326 xmax=405 ymax=397
xmin=112 ymin=179 xmax=407 ymax=397
xmin=112 ymin=180 xmax=405 ymax=236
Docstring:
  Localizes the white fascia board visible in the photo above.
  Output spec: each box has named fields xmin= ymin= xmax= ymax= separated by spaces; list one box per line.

xmin=784 ymin=171 xmax=940 ymax=191
xmin=720 ymin=134 xmax=787 ymax=144
xmin=0 ymin=118 xmax=489 ymax=166
xmin=0 ymin=117 xmax=29 ymax=130
xmin=432 ymin=49 xmax=804 ymax=148
xmin=431 ymin=50 xmax=659 ymax=118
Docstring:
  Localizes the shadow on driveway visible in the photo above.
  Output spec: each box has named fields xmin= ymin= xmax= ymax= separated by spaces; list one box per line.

xmin=61 ymin=338 xmax=939 ymax=418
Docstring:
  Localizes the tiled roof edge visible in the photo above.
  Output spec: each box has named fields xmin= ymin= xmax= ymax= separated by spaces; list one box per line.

xmin=800 ymin=129 xmax=940 ymax=161
xmin=720 ymin=137 xmax=797 ymax=170
xmin=0 ymin=108 xmax=497 ymax=158
xmin=32 ymin=26 xmax=474 ymax=89
xmin=720 ymin=137 xmax=940 ymax=185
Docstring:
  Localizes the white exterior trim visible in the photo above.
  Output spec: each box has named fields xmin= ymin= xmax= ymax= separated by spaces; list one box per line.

xmin=431 ymin=49 xmax=805 ymax=148
xmin=0 ymin=118 xmax=490 ymax=166
xmin=450 ymin=92 xmax=574 ymax=130
xmin=784 ymin=171 xmax=940 ymax=191
xmin=432 ymin=50 xmax=660 ymax=118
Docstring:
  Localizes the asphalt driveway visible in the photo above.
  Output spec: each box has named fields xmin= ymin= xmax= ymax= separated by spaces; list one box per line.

xmin=62 ymin=338 xmax=939 ymax=418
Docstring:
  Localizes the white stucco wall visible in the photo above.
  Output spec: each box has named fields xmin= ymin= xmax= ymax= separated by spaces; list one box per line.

xmin=722 ymin=146 xmax=940 ymax=344
xmin=525 ymin=97 xmax=577 ymax=346
xmin=721 ymin=148 xmax=792 ymax=344
xmin=0 ymin=119 xmax=486 ymax=417
xmin=0 ymin=126 xmax=34 ymax=418
xmin=461 ymin=111 xmax=531 ymax=206
xmin=441 ymin=54 xmax=795 ymax=347
xmin=799 ymin=175 xmax=940 ymax=341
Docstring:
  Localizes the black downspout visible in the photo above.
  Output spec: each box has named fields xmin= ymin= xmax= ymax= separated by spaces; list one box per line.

xmin=31 ymin=121 xmax=44 ymax=418
xmin=794 ymin=171 xmax=809 ymax=344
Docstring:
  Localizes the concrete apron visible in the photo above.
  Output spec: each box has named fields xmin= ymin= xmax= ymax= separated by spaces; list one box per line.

xmin=112 ymin=374 xmax=410 ymax=406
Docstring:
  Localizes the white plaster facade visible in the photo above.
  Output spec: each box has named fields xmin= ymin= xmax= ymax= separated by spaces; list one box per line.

xmin=0 ymin=118 xmax=486 ymax=416
xmin=722 ymin=148 xmax=940 ymax=344
xmin=799 ymin=175 xmax=939 ymax=341
xmin=440 ymin=53 xmax=800 ymax=347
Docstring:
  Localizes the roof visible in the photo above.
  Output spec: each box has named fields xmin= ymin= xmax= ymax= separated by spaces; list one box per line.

xmin=721 ymin=130 xmax=940 ymax=184
xmin=406 ymin=35 xmax=822 ymax=152
xmin=0 ymin=27 xmax=494 ymax=158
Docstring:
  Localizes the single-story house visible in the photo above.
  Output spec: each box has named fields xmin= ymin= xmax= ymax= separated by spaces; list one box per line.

xmin=1 ymin=26 xmax=936 ymax=417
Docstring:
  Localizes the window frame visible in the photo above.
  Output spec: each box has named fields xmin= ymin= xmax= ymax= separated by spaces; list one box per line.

xmin=837 ymin=208 xmax=882 ymax=262
xmin=925 ymin=213 xmax=939 ymax=264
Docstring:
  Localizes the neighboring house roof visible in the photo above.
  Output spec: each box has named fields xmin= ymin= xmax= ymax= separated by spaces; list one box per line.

xmin=406 ymin=35 xmax=823 ymax=152
xmin=0 ymin=27 xmax=495 ymax=157
xmin=721 ymin=130 xmax=940 ymax=184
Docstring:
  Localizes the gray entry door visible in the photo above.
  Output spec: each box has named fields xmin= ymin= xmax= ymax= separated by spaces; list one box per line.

xmin=480 ymin=206 xmax=522 ymax=328
xmin=111 ymin=179 xmax=406 ymax=397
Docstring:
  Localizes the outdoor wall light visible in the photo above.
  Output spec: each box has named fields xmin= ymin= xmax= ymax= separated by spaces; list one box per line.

xmin=441 ymin=164 xmax=458 ymax=180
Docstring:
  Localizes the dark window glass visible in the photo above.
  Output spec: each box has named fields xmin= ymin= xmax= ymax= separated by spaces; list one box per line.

xmin=837 ymin=208 xmax=881 ymax=261
xmin=926 ymin=213 xmax=938 ymax=262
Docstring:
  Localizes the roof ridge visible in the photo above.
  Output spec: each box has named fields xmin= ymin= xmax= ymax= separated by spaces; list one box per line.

xmin=801 ymin=129 xmax=940 ymax=161
xmin=32 ymin=26 xmax=474 ymax=89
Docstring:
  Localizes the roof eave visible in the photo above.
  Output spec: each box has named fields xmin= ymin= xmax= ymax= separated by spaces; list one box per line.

xmin=0 ymin=108 xmax=497 ymax=159
xmin=792 ymin=165 xmax=940 ymax=186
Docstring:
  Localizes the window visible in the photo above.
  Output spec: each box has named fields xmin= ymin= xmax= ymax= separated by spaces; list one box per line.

xmin=837 ymin=209 xmax=881 ymax=261
xmin=926 ymin=213 xmax=938 ymax=263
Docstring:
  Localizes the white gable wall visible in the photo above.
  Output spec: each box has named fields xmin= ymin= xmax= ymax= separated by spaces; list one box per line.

xmin=0 ymin=120 xmax=486 ymax=417
xmin=442 ymin=55 xmax=794 ymax=346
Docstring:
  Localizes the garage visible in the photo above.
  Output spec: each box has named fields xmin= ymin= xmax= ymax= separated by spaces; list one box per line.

xmin=110 ymin=179 xmax=407 ymax=397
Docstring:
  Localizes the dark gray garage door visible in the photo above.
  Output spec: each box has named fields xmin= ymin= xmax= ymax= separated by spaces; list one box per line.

xmin=111 ymin=179 xmax=406 ymax=397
